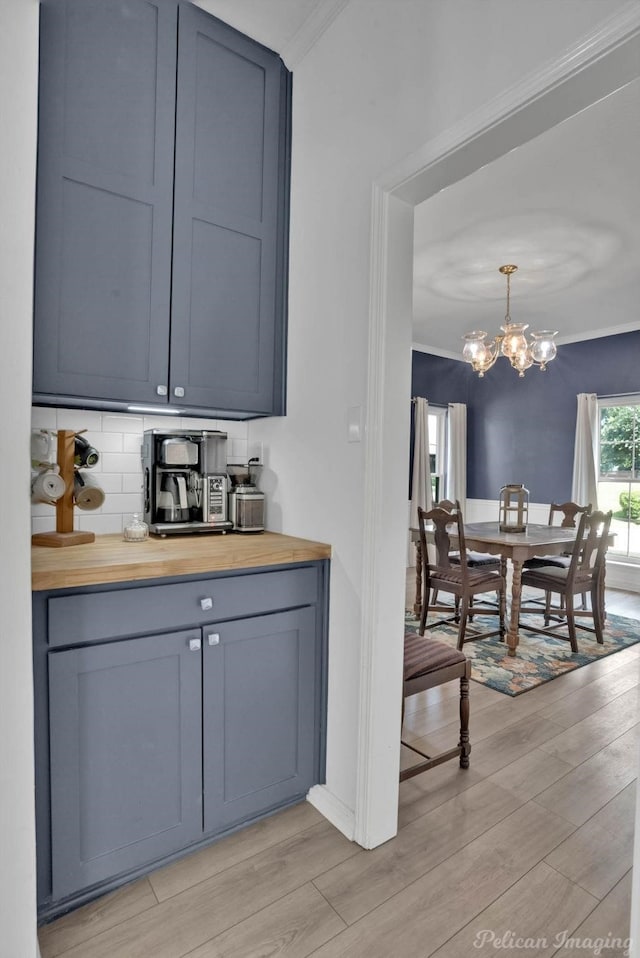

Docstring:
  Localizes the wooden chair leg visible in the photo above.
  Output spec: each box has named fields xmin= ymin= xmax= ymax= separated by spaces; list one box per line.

xmin=458 ymin=674 xmax=470 ymax=768
xmin=419 ymin=584 xmax=429 ymax=635
xmin=456 ymin=599 xmax=469 ymax=651
xmin=544 ymin=590 xmax=553 ymax=626
xmin=566 ymin=594 xmax=578 ymax=653
xmin=591 ymin=583 xmax=605 ymax=644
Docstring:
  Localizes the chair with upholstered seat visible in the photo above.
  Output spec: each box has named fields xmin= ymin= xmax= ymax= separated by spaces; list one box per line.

xmin=520 ymin=501 xmax=592 ymax=613
xmin=427 ymin=498 xmax=502 ymax=619
xmin=520 ymin=509 xmax=612 ymax=652
xmin=400 ymin=630 xmax=471 ymax=781
xmin=523 ymin=501 xmax=592 ymax=570
xmin=418 ymin=502 xmax=506 ymax=650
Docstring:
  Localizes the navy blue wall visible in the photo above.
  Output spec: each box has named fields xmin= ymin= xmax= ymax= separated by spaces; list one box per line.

xmin=411 ymin=330 xmax=640 ymax=503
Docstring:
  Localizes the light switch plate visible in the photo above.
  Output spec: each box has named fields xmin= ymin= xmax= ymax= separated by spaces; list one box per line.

xmin=347 ymin=406 xmax=362 ymax=443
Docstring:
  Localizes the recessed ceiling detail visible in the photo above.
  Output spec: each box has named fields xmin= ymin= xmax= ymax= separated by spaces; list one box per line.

xmin=412 ymin=77 xmax=640 ymax=355
xmin=414 ymin=212 xmax=621 ymax=301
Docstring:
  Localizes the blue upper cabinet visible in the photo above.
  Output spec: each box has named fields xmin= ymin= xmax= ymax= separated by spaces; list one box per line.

xmin=33 ymin=0 xmax=290 ymax=419
xmin=171 ymin=4 xmax=290 ymax=415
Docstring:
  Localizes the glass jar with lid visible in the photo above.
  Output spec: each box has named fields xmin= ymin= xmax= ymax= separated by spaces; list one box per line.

xmin=123 ymin=513 xmax=149 ymax=542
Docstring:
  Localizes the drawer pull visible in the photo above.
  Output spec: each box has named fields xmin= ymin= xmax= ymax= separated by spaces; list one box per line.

xmin=188 ymin=637 xmax=201 ymax=652
xmin=207 ymin=633 xmax=220 ymax=647
xmin=200 ymin=597 xmax=213 ymax=611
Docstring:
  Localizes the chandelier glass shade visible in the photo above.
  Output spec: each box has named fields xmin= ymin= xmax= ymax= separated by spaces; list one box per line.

xmin=462 ymin=265 xmax=558 ymax=378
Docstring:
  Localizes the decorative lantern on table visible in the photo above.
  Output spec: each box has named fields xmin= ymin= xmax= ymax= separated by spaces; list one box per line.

xmin=499 ymin=483 xmax=529 ymax=533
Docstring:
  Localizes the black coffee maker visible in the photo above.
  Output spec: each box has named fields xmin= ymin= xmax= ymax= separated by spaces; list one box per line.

xmin=142 ymin=430 xmax=232 ymax=536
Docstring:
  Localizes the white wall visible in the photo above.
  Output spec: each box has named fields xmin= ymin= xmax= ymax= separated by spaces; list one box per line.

xmin=0 ymin=0 xmax=40 ymax=954
xmin=247 ymin=0 xmax=633 ymax=819
xmin=3 ymin=0 xmax=637 ymax=948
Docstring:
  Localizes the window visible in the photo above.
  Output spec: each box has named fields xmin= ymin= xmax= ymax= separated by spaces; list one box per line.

xmin=428 ymin=407 xmax=447 ymax=503
xmin=597 ymin=396 xmax=640 ymax=562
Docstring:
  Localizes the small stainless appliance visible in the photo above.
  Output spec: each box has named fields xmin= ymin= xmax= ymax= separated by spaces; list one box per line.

xmin=142 ymin=429 xmax=232 ymax=536
xmin=227 ymin=459 xmax=265 ymax=533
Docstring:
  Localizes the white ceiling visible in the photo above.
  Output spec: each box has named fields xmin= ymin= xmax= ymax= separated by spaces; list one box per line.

xmin=195 ymin=0 xmax=328 ymax=58
xmin=413 ymin=77 xmax=640 ymax=358
xmin=194 ymin=2 xmax=639 ymax=359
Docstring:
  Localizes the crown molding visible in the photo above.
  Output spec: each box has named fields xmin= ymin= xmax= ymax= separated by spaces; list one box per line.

xmin=411 ymin=342 xmax=463 ymax=361
xmin=412 ymin=324 xmax=640 ymax=358
xmin=280 ymin=0 xmax=350 ymax=69
xmin=556 ymin=322 xmax=640 ymax=345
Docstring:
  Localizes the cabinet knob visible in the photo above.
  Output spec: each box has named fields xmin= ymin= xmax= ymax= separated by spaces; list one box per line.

xmin=207 ymin=633 xmax=220 ymax=647
xmin=174 ymin=386 xmax=185 ymax=398
xmin=156 ymin=385 xmax=167 ymax=396
xmin=188 ymin=637 xmax=201 ymax=652
xmin=200 ymin=597 xmax=213 ymax=611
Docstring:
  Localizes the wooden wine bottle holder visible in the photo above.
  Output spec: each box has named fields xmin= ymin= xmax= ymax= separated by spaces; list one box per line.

xmin=31 ymin=429 xmax=95 ymax=548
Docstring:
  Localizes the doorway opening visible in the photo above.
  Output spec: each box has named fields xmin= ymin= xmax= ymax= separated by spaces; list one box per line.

xmin=356 ymin=12 xmax=640 ymax=855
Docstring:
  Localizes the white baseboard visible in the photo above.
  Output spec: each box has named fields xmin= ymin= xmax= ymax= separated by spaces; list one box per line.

xmin=307 ymin=784 xmax=356 ymax=841
xmin=606 ymin=561 xmax=640 ymax=594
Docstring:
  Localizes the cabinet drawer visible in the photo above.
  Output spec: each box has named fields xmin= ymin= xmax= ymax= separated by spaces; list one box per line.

xmin=47 ymin=566 xmax=319 ymax=648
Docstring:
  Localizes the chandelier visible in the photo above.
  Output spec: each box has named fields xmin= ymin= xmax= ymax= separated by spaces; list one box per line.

xmin=462 ymin=265 xmax=558 ymax=378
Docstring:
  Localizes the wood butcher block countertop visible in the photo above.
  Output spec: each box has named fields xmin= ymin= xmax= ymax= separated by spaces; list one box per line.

xmin=32 ymin=532 xmax=332 ymax=591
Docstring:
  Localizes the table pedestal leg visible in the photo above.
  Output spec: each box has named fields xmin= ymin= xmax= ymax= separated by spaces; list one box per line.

xmin=507 ymin=559 xmax=523 ymax=656
xmin=414 ymin=543 xmax=423 ymax=618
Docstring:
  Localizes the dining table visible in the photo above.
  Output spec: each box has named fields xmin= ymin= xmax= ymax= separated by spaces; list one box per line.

xmin=411 ymin=521 xmax=612 ymax=657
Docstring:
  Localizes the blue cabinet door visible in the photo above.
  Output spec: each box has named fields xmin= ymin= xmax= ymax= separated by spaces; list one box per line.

xmin=48 ymin=630 xmax=203 ymax=900
xmin=33 ymin=0 xmax=176 ymax=406
xmin=203 ymin=607 xmax=317 ymax=834
xmin=170 ymin=4 xmax=290 ymax=415
xmin=33 ymin=0 xmax=290 ymax=418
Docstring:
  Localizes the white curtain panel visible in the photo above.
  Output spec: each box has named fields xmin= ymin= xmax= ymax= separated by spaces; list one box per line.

xmin=409 ymin=397 xmax=432 ymax=529
xmin=571 ymin=392 xmax=599 ymax=509
xmin=446 ymin=403 xmax=467 ymax=511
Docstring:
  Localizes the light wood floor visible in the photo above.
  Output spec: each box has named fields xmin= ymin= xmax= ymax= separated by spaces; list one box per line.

xmin=39 ymin=584 xmax=640 ymax=958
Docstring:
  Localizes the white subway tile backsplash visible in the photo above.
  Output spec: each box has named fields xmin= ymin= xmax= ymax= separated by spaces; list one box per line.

xmin=31 ymin=502 xmax=57 ymax=518
xmin=30 ymin=406 xmax=249 ymax=534
xmin=102 ymin=414 xmax=144 ymax=434
xmin=31 ymin=407 xmax=58 ymax=429
xmin=179 ymin=416 xmax=220 ymax=431
xmin=230 ymin=438 xmax=248 ymax=462
xmin=32 ymin=515 xmax=55 ymax=534
xmin=56 ymin=408 xmax=104 ymax=431
xmin=76 ymin=513 xmax=123 ymax=535
xmin=101 ymin=492 xmax=145 ymax=515
xmin=143 ymin=415 xmax=179 ymax=431
xmin=89 ymin=473 xmax=122 ymax=494
xmin=220 ymin=420 xmax=246 ymax=440
xmin=85 ymin=430 xmax=123 ymax=454
xmin=101 ymin=452 xmax=143 ymax=474
xmin=122 ymin=432 xmax=144 ymax=454
xmin=122 ymin=474 xmax=144 ymax=494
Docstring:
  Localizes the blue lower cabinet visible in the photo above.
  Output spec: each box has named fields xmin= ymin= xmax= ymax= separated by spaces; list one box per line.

xmin=203 ymin=608 xmax=317 ymax=834
xmin=49 ymin=631 xmax=203 ymax=900
xmin=33 ymin=562 xmax=328 ymax=919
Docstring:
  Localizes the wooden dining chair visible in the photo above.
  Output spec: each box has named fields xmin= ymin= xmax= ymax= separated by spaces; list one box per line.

xmin=520 ymin=501 xmax=592 ymax=613
xmin=519 ymin=510 xmax=613 ymax=652
xmin=523 ymin=501 xmax=592 ymax=570
xmin=418 ymin=502 xmax=506 ymax=650
xmin=427 ymin=498 xmax=501 ymax=618
xmin=400 ymin=630 xmax=471 ymax=781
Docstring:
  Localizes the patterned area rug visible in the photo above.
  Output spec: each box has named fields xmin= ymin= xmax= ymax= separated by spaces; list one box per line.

xmin=404 ymin=609 xmax=640 ymax=696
